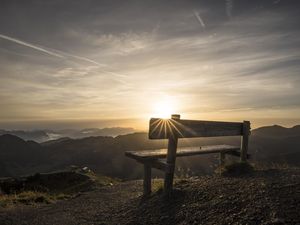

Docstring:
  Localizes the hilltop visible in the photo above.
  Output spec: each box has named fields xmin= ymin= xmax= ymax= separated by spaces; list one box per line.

xmin=0 ymin=167 xmax=299 ymax=225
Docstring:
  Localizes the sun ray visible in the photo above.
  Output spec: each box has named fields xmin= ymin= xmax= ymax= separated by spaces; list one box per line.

xmin=168 ymin=119 xmax=184 ymax=137
xmin=168 ymin=119 xmax=196 ymax=146
xmin=149 ymin=119 xmax=164 ymax=136
xmin=158 ymin=119 xmax=166 ymax=137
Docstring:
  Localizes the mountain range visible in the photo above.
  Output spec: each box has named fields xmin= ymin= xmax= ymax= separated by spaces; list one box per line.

xmin=0 ymin=125 xmax=299 ymax=179
xmin=0 ymin=127 xmax=136 ymax=142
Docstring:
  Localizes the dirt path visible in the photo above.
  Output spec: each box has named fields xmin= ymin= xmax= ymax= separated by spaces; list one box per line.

xmin=0 ymin=180 xmax=144 ymax=225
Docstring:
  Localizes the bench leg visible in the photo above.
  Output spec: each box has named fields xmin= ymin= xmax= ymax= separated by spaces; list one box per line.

xmin=143 ymin=164 xmax=151 ymax=195
xmin=220 ymin=152 xmax=226 ymax=166
xmin=164 ymin=163 xmax=175 ymax=196
xmin=164 ymin=135 xmax=178 ymax=196
xmin=241 ymin=121 xmax=250 ymax=162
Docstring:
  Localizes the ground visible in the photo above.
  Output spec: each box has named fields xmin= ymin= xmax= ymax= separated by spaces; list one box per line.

xmin=0 ymin=168 xmax=299 ymax=225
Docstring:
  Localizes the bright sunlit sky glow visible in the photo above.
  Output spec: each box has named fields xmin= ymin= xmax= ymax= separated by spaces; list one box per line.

xmin=0 ymin=0 xmax=300 ymax=130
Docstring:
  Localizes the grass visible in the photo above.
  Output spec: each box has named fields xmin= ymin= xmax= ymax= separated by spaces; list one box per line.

xmin=216 ymin=161 xmax=254 ymax=176
xmin=0 ymin=169 xmax=118 ymax=208
xmin=151 ymin=179 xmax=164 ymax=193
xmin=0 ymin=191 xmax=70 ymax=207
xmin=84 ymin=170 xmax=119 ymax=186
xmin=251 ymin=162 xmax=298 ymax=170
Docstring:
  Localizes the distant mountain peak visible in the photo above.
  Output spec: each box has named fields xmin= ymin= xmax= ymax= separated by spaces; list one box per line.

xmin=252 ymin=124 xmax=300 ymax=137
xmin=0 ymin=133 xmax=26 ymax=142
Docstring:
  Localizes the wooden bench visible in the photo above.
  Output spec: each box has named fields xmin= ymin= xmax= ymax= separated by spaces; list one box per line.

xmin=125 ymin=114 xmax=251 ymax=196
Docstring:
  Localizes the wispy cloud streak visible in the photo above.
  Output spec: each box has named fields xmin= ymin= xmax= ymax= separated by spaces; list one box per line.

xmin=193 ymin=10 xmax=206 ymax=29
xmin=0 ymin=34 xmax=130 ymax=78
xmin=0 ymin=34 xmax=64 ymax=58
xmin=52 ymin=48 xmax=103 ymax=66
xmin=0 ymin=34 xmax=101 ymax=66
xmin=226 ymin=0 xmax=233 ymax=18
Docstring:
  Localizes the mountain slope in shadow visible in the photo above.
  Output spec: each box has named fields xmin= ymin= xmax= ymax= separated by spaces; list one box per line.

xmin=0 ymin=124 xmax=299 ymax=178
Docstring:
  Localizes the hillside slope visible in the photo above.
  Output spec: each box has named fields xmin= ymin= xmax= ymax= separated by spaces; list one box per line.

xmin=0 ymin=167 xmax=299 ymax=225
xmin=1 ymin=125 xmax=300 ymax=178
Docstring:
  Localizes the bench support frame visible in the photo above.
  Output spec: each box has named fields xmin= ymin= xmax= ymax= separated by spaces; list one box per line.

xmin=125 ymin=115 xmax=251 ymax=196
xmin=220 ymin=152 xmax=226 ymax=166
xmin=241 ymin=121 xmax=250 ymax=162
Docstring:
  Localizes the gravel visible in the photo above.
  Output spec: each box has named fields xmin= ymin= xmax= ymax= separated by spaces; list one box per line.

xmin=0 ymin=168 xmax=299 ymax=225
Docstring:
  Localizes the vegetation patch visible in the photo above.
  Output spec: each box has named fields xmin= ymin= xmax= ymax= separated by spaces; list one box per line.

xmin=151 ymin=179 xmax=164 ymax=193
xmin=216 ymin=161 xmax=254 ymax=176
xmin=0 ymin=169 xmax=117 ymax=207
xmin=0 ymin=191 xmax=63 ymax=207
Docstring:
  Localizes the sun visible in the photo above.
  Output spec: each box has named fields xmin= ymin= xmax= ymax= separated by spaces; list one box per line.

xmin=152 ymin=97 xmax=177 ymax=118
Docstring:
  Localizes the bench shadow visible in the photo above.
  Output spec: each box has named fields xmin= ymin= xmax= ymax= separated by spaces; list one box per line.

xmin=125 ymin=188 xmax=186 ymax=225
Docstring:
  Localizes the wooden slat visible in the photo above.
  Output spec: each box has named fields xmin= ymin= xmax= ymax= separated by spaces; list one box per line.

xmin=149 ymin=118 xmax=243 ymax=139
xmin=125 ymin=145 xmax=240 ymax=160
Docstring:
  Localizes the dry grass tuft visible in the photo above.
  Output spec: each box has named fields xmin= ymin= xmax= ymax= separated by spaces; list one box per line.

xmin=0 ymin=191 xmax=71 ymax=207
xmin=216 ymin=161 xmax=254 ymax=176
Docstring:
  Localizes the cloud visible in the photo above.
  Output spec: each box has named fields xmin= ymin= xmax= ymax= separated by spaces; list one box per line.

xmin=0 ymin=34 xmax=64 ymax=58
xmin=66 ymin=30 xmax=157 ymax=56
xmin=193 ymin=10 xmax=206 ymax=29
xmin=0 ymin=34 xmax=102 ymax=66
xmin=226 ymin=0 xmax=234 ymax=18
xmin=0 ymin=0 xmax=300 ymax=126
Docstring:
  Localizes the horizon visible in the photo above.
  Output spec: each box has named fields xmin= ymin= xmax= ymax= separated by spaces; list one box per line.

xmin=0 ymin=117 xmax=300 ymax=131
xmin=1 ymin=0 xmax=300 ymax=130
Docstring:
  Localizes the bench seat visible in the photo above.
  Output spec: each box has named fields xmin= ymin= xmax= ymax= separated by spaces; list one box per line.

xmin=125 ymin=144 xmax=241 ymax=160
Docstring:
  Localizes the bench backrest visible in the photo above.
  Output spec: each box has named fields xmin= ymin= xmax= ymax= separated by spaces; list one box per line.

xmin=149 ymin=117 xmax=248 ymax=139
xmin=148 ymin=115 xmax=250 ymax=194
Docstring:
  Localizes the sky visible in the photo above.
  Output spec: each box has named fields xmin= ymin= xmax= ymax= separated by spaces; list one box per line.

xmin=0 ymin=0 xmax=300 ymax=130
